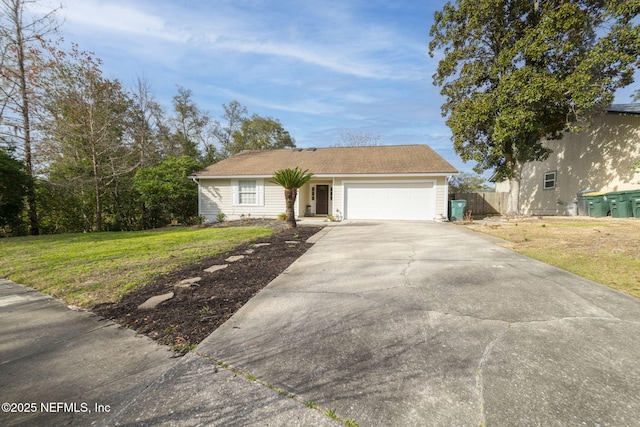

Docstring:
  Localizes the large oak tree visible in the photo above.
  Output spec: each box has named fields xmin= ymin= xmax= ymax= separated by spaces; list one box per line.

xmin=230 ymin=115 xmax=296 ymax=155
xmin=429 ymin=0 xmax=640 ymax=213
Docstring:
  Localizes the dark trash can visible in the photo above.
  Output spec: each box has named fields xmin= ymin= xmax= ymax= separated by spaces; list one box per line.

xmin=628 ymin=189 xmax=640 ymax=218
xmin=449 ymin=199 xmax=467 ymax=221
xmin=607 ymin=191 xmax=633 ymax=218
xmin=583 ymin=192 xmax=609 ymax=217
xmin=576 ymin=189 xmax=595 ymax=216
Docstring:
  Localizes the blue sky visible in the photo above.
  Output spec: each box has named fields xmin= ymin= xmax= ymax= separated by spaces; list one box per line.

xmin=52 ymin=0 xmax=638 ymax=173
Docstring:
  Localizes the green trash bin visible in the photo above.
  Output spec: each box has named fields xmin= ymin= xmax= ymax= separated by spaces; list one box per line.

xmin=449 ymin=199 xmax=467 ymax=221
xmin=626 ymin=189 xmax=640 ymax=218
xmin=583 ymin=192 xmax=609 ymax=217
xmin=608 ymin=191 xmax=633 ymax=218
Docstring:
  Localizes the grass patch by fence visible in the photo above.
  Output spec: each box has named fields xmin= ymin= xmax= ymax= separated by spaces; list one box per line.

xmin=466 ymin=218 xmax=640 ymax=298
xmin=0 ymin=226 xmax=272 ymax=307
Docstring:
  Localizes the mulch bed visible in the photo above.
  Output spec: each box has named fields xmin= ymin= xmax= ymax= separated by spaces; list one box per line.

xmin=93 ymin=223 xmax=323 ymax=353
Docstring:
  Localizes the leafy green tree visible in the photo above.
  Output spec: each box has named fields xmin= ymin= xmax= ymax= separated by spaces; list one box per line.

xmin=35 ymin=179 xmax=87 ymax=234
xmin=230 ymin=115 xmax=296 ymax=155
xmin=271 ymin=167 xmax=313 ymax=228
xmin=0 ymin=148 xmax=30 ymax=234
xmin=449 ymin=172 xmax=491 ymax=193
xmin=134 ymin=156 xmax=200 ymax=228
xmin=429 ymin=0 xmax=640 ymax=213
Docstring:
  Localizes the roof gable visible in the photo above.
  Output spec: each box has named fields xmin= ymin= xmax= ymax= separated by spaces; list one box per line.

xmin=193 ymin=145 xmax=458 ymax=177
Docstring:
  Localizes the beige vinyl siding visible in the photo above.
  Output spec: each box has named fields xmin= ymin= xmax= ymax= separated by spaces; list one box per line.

xmin=297 ymin=184 xmax=310 ymax=215
xmin=199 ymin=179 xmax=288 ymax=221
xmin=199 ymin=179 xmax=227 ymax=220
xmin=332 ymin=179 xmax=343 ymax=218
xmin=434 ymin=176 xmax=447 ymax=217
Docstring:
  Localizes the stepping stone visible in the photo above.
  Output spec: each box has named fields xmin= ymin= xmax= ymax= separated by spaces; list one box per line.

xmin=244 ymin=249 xmax=255 ymax=254
xmin=205 ymin=264 xmax=229 ymax=273
xmin=253 ymin=243 xmax=271 ymax=247
xmin=285 ymin=241 xmax=299 ymax=244
xmin=175 ymin=277 xmax=201 ymax=289
xmin=138 ymin=292 xmax=174 ymax=310
xmin=225 ymin=255 xmax=245 ymax=262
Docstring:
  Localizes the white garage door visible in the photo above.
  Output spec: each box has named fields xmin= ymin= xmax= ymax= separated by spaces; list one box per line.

xmin=344 ymin=181 xmax=436 ymax=220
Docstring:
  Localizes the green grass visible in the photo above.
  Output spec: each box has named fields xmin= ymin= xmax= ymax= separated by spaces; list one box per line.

xmin=519 ymin=247 xmax=640 ymax=298
xmin=0 ymin=226 xmax=272 ymax=307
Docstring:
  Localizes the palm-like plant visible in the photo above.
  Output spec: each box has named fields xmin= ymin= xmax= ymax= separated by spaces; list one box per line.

xmin=271 ymin=167 xmax=314 ymax=228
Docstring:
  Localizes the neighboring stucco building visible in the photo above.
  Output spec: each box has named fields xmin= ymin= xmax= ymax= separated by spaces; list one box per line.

xmin=191 ymin=145 xmax=458 ymax=222
xmin=495 ymin=104 xmax=640 ymax=215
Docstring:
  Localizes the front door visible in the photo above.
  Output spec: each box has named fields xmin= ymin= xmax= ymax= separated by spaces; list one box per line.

xmin=316 ymin=185 xmax=329 ymax=215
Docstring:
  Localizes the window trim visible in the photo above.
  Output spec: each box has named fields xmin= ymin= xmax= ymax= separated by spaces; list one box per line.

xmin=543 ymin=171 xmax=557 ymax=190
xmin=232 ymin=179 xmax=264 ymax=206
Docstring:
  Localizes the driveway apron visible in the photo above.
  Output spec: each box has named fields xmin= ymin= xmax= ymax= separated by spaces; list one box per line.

xmin=197 ymin=221 xmax=640 ymax=426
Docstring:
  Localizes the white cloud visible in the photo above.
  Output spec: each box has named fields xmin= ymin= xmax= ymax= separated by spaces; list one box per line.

xmin=59 ymin=0 xmax=428 ymax=82
xmin=206 ymin=85 xmax=340 ymax=116
xmin=61 ymin=0 xmax=188 ymax=42
xmin=213 ymin=38 xmax=385 ymax=79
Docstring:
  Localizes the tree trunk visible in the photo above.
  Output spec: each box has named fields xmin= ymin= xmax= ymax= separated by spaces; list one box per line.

xmin=506 ymin=162 xmax=522 ymax=215
xmin=14 ymin=1 xmax=39 ymax=235
xmin=94 ymin=178 xmax=103 ymax=232
xmin=284 ymin=188 xmax=297 ymax=228
xmin=507 ymin=177 xmax=520 ymax=215
xmin=92 ymin=149 xmax=103 ymax=232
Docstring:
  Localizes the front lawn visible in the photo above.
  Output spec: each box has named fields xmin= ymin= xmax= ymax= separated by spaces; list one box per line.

xmin=465 ymin=218 xmax=640 ymax=298
xmin=0 ymin=226 xmax=272 ymax=307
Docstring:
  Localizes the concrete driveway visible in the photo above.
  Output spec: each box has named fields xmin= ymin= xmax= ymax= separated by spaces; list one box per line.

xmin=193 ymin=221 xmax=640 ymax=426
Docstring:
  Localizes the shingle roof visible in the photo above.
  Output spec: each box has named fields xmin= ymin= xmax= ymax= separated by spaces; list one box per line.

xmin=607 ymin=104 xmax=640 ymax=115
xmin=192 ymin=145 xmax=458 ymax=177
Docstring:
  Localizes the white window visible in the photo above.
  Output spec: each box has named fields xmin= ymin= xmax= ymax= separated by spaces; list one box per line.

xmin=543 ymin=171 xmax=557 ymax=190
xmin=238 ymin=180 xmax=256 ymax=204
xmin=232 ymin=179 xmax=264 ymax=206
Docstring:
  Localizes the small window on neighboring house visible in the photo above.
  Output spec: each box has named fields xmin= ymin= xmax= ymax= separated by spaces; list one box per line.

xmin=233 ymin=179 xmax=263 ymax=206
xmin=543 ymin=171 xmax=557 ymax=190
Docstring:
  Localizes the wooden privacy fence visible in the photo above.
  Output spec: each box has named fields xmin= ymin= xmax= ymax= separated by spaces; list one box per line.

xmin=449 ymin=192 xmax=509 ymax=216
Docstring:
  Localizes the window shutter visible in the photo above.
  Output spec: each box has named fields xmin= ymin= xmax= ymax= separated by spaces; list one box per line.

xmin=257 ymin=179 xmax=264 ymax=206
xmin=232 ymin=180 xmax=239 ymax=205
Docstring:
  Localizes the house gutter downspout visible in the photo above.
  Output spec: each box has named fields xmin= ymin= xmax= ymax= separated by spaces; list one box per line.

xmin=190 ymin=176 xmax=201 ymax=219
xmin=443 ymin=175 xmax=452 ymax=220
xmin=332 ymin=176 xmax=337 ymax=219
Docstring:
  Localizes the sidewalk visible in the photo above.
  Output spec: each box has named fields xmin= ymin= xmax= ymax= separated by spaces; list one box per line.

xmin=0 ymin=279 xmax=176 ymax=426
xmin=0 ymin=279 xmax=338 ymax=426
